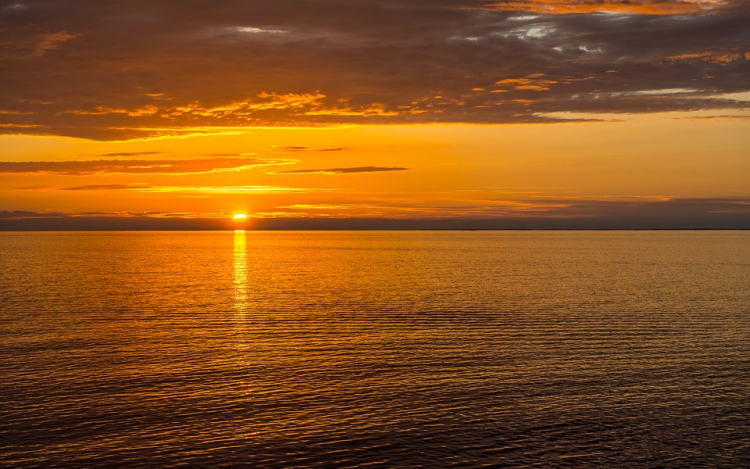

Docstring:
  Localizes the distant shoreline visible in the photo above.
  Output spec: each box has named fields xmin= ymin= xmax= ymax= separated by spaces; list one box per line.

xmin=2 ymin=214 xmax=749 ymax=231
xmin=1 ymin=228 xmax=748 ymax=232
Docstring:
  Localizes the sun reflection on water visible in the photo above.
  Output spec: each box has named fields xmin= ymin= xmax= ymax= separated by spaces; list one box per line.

xmin=233 ymin=230 xmax=248 ymax=315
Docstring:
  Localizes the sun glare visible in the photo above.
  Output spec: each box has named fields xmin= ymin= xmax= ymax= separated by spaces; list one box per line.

xmin=233 ymin=213 xmax=248 ymax=220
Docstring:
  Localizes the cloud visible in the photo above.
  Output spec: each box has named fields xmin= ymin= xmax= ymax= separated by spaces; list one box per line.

xmin=0 ymin=0 xmax=747 ymax=139
xmin=96 ymin=151 xmax=165 ymax=157
xmin=12 ymin=184 xmax=315 ymax=194
xmin=0 ymin=157 xmax=287 ymax=175
xmin=34 ymin=31 xmax=79 ymax=57
xmin=483 ymin=0 xmax=730 ymax=15
xmin=274 ymin=166 xmax=411 ymax=174
xmin=277 ymin=146 xmax=349 ymax=152
xmin=664 ymin=48 xmax=750 ymax=64
xmin=279 ymin=146 xmax=310 ymax=152
xmin=0 ymin=211 xmax=65 ymax=219
xmin=231 ymin=26 xmax=288 ymax=34
xmin=130 ymin=185 xmax=318 ymax=194
xmin=61 ymin=184 xmax=151 ymax=191
xmin=494 ymin=74 xmax=562 ymax=91
xmin=277 ymin=204 xmax=352 ymax=210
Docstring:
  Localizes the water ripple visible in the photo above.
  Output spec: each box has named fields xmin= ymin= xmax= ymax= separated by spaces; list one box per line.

xmin=1 ymin=231 xmax=749 ymax=467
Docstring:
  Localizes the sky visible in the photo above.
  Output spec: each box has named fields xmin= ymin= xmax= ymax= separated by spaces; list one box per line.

xmin=1 ymin=0 xmax=748 ymax=229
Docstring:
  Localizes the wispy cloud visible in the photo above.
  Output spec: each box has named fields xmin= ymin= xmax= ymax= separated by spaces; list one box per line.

xmin=277 ymin=204 xmax=352 ymax=210
xmin=131 ymin=185 xmax=320 ymax=194
xmin=0 ymin=157 xmax=290 ymax=175
xmin=276 ymin=146 xmax=350 ymax=152
xmin=61 ymin=184 xmax=151 ymax=191
xmin=231 ymin=26 xmax=288 ymax=34
xmin=664 ymin=48 xmax=750 ymax=65
xmin=274 ymin=166 xmax=411 ymax=175
xmin=34 ymin=31 xmax=79 ymax=57
xmin=15 ymin=184 xmax=322 ymax=194
xmin=96 ymin=151 xmax=165 ymax=157
xmin=484 ymin=0 xmax=730 ymax=15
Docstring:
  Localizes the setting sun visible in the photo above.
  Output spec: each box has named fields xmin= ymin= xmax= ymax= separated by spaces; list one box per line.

xmin=233 ymin=214 xmax=248 ymax=220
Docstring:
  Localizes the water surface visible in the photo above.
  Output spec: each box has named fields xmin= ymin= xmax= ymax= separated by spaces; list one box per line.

xmin=1 ymin=231 xmax=749 ymax=467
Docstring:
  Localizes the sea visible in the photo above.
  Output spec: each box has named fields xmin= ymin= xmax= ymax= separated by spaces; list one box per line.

xmin=1 ymin=231 xmax=749 ymax=468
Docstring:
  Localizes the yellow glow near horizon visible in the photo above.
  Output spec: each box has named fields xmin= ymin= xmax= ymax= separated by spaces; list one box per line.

xmin=1 ymin=120 xmax=748 ymax=223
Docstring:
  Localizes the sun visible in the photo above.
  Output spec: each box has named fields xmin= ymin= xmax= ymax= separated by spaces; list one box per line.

xmin=233 ymin=213 xmax=248 ymax=221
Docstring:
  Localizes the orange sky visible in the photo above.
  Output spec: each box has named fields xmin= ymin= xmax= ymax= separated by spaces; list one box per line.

xmin=1 ymin=0 xmax=748 ymax=228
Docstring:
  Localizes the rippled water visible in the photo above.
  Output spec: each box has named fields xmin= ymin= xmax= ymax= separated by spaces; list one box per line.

xmin=1 ymin=231 xmax=749 ymax=468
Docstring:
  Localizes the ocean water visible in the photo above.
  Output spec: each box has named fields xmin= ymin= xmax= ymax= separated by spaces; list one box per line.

xmin=1 ymin=231 xmax=749 ymax=468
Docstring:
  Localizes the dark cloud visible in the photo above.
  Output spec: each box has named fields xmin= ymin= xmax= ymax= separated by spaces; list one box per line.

xmin=0 ymin=157 xmax=283 ymax=175
xmin=97 ymin=151 xmax=164 ymax=157
xmin=0 ymin=0 xmax=747 ymax=139
xmin=275 ymin=166 xmax=410 ymax=174
xmin=281 ymin=147 xmax=312 ymax=152
xmin=0 ymin=210 xmax=64 ymax=219
xmin=278 ymin=146 xmax=349 ymax=152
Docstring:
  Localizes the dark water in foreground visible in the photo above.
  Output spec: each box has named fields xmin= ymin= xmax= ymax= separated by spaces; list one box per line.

xmin=1 ymin=231 xmax=749 ymax=468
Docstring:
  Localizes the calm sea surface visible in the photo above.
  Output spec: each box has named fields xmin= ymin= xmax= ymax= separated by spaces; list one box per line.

xmin=1 ymin=231 xmax=749 ymax=468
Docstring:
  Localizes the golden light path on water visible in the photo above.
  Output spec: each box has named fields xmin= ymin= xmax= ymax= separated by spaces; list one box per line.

xmin=233 ymin=230 xmax=248 ymax=316
xmin=233 ymin=230 xmax=251 ymax=382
